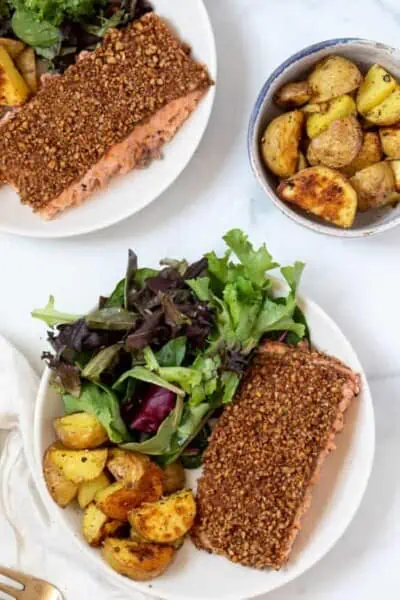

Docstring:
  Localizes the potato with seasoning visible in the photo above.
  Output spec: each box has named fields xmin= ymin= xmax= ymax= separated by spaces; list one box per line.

xmin=274 ymin=81 xmax=311 ymax=108
xmin=48 ymin=445 xmax=108 ymax=483
xmin=102 ymin=538 xmax=175 ymax=581
xmin=53 ymin=412 xmax=108 ymax=449
xmin=306 ymin=116 xmax=362 ymax=169
xmin=0 ymin=46 xmax=30 ymax=105
xmin=278 ymin=166 xmax=358 ymax=228
xmin=379 ymin=126 xmax=400 ymax=158
xmin=364 ymin=88 xmax=400 ymax=126
xmin=43 ymin=443 xmax=78 ymax=507
xmin=15 ymin=48 xmax=37 ymax=93
xmin=0 ymin=38 xmax=25 ymax=59
xmin=297 ymin=151 xmax=308 ymax=171
xmin=306 ymin=94 xmax=357 ymax=138
xmin=350 ymin=161 xmax=399 ymax=211
xmin=357 ymin=64 xmax=397 ymax=115
xmin=341 ymin=132 xmax=382 ymax=176
xmin=96 ymin=479 xmax=162 ymax=521
xmin=129 ymin=489 xmax=196 ymax=544
xmin=308 ymin=55 xmax=362 ymax=102
xmin=261 ymin=110 xmax=304 ymax=177
xmin=389 ymin=160 xmax=400 ymax=190
xmin=77 ymin=472 xmax=111 ymax=509
xmin=162 ymin=461 xmax=186 ymax=494
xmin=82 ymin=503 xmax=110 ymax=547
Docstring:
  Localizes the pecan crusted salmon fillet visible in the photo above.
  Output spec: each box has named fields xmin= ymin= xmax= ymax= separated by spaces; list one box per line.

xmin=192 ymin=341 xmax=360 ymax=570
xmin=0 ymin=13 xmax=212 ymax=219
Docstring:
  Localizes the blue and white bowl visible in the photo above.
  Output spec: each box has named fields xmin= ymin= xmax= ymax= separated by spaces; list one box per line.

xmin=248 ymin=38 xmax=400 ymax=238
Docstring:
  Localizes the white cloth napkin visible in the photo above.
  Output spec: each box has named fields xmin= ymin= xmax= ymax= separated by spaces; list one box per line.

xmin=0 ymin=334 xmax=152 ymax=600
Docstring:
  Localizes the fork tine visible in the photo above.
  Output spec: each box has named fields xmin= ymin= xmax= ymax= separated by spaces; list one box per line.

xmin=0 ymin=580 xmax=21 ymax=599
xmin=0 ymin=566 xmax=27 ymax=587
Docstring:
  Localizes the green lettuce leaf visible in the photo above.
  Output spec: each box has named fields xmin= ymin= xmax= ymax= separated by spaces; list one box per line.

xmin=31 ymin=295 xmax=82 ymax=327
xmin=223 ymin=229 xmax=278 ymax=286
xmin=156 ymin=337 xmax=187 ymax=367
xmin=113 ymin=366 xmax=185 ymax=396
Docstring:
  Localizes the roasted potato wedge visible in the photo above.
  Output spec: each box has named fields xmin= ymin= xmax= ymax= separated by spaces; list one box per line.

xmin=107 ymin=449 xmax=158 ymax=484
xmin=261 ymin=110 xmax=304 ymax=177
xmin=96 ymin=478 xmax=162 ymax=521
xmin=297 ymin=151 xmax=308 ymax=171
xmin=162 ymin=461 xmax=186 ymax=495
xmin=48 ymin=445 xmax=108 ymax=484
xmin=306 ymin=94 xmax=356 ymax=138
xmin=0 ymin=46 xmax=30 ymax=106
xmin=308 ymin=55 xmax=362 ymax=103
xmin=350 ymin=161 xmax=399 ymax=211
xmin=365 ymin=88 xmax=400 ymax=126
xmin=43 ymin=443 xmax=78 ymax=507
xmin=278 ymin=166 xmax=358 ymax=228
xmin=379 ymin=126 xmax=400 ymax=158
xmin=77 ymin=472 xmax=111 ymax=509
xmin=53 ymin=412 xmax=108 ymax=450
xmin=306 ymin=116 xmax=362 ymax=169
xmin=389 ymin=160 xmax=400 ymax=190
xmin=302 ymin=102 xmax=329 ymax=114
xmin=357 ymin=64 xmax=397 ymax=115
xmin=102 ymin=538 xmax=175 ymax=582
xmin=82 ymin=502 xmax=109 ymax=547
xmin=0 ymin=38 xmax=25 ymax=59
xmin=274 ymin=81 xmax=311 ymax=108
xmin=15 ymin=47 xmax=36 ymax=93
xmin=129 ymin=489 xmax=196 ymax=544
xmin=341 ymin=132 xmax=382 ymax=176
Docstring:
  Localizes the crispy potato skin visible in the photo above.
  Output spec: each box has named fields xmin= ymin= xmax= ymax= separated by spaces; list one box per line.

xmin=43 ymin=443 xmax=78 ymax=507
xmin=308 ymin=55 xmax=362 ymax=103
xmin=306 ymin=94 xmax=357 ymax=138
xmin=365 ymin=88 xmax=400 ymax=126
xmin=102 ymin=538 xmax=175 ymax=581
xmin=306 ymin=116 xmax=362 ymax=168
xmin=389 ymin=160 xmax=400 ymax=190
xmin=278 ymin=166 xmax=358 ymax=228
xmin=274 ymin=81 xmax=311 ymax=108
xmin=379 ymin=126 xmax=400 ymax=158
xmin=107 ymin=449 xmax=156 ymax=484
xmin=0 ymin=46 xmax=30 ymax=105
xmin=162 ymin=462 xmax=186 ymax=495
xmin=261 ymin=110 xmax=304 ymax=177
xmin=357 ymin=64 xmax=397 ymax=115
xmin=341 ymin=132 xmax=382 ymax=176
xmin=53 ymin=412 xmax=108 ymax=449
xmin=302 ymin=102 xmax=329 ymax=114
xmin=49 ymin=445 xmax=108 ymax=484
xmin=96 ymin=474 xmax=163 ymax=521
xmin=129 ymin=489 xmax=196 ymax=544
xmin=15 ymin=48 xmax=37 ymax=93
xmin=82 ymin=502 xmax=109 ymax=547
xmin=0 ymin=38 xmax=25 ymax=59
xmin=77 ymin=472 xmax=111 ymax=509
xmin=350 ymin=161 xmax=398 ymax=211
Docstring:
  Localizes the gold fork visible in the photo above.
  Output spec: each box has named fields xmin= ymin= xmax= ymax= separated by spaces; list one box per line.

xmin=0 ymin=566 xmax=63 ymax=600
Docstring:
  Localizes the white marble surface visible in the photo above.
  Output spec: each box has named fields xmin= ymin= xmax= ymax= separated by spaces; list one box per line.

xmin=0 ymin=0 xmax=399 ymax=597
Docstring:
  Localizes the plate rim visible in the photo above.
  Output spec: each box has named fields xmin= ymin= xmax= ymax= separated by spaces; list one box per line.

xmin=31 ymin=294 xmax=375 ymax=600
xmin=0 ymin=0 xmax=217 ymax=239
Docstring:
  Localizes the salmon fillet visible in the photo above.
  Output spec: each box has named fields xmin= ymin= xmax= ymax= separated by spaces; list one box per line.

xmin=0 ymin=14 xmax=212 ymax=219
xmin=192 ymin=341 xmax=360 ymax=570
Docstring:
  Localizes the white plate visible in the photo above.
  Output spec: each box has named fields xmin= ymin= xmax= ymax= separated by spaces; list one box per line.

xmin=0 ymin=0 xmax=216 ymax=238
xmin=32 ymin=295 xmax=374 ymax=600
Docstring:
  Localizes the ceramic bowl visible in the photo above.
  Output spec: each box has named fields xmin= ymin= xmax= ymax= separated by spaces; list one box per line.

xmin=248 ymin=38 xmax=400 ymax=238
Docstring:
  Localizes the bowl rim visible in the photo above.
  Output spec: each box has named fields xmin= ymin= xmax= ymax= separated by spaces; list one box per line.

xmin=248 ymin=37 xmax=400 ymax=238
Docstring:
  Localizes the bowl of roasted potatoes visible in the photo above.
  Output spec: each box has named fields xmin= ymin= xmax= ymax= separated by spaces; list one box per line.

xmin=248 ymin=38 xmax=400 ymax=237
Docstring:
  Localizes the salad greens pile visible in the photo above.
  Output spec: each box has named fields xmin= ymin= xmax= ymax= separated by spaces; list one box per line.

xmin=0 ymin=0 xmax=152 ymax=70
xmin=32 ymin=230 xmax=309 ymax=468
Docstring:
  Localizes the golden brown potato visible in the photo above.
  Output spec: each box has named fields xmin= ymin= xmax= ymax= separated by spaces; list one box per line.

xmin=379 ymin=126 xmax=400 ymax=158
xmin=0 ymin=38 xmax=25 ymax=59
xmin=278 ymin=166 xmax=358 ymax=228
xmin=107 ymin=449 xmax=154 ymax=484
xmin=260 ymin=110 xmax=304 ymax=177
xmin=82 ymin=502 xmax=109 ymax=547
xmin=77 ymin=472 xmax=111 ymax=509
xmin=308 ymin=55 xmax=362 ymax=103
xmin=102 ymin=538 xmax=175 ymax=582
xmin=53 ymin=412 xmax=108 ymax=450
xmin=43 ymin=443 xmax=78 ymax=508
xmin=96 ymin=478 xmax=162 ymax=521
xmin=302 ymin=102 xmax=329 ymax=114
xmin=129 ymin=489 xmax=196 ymax=544
xmin=0 ymin=46 xmax=30 ymax=106
xmin=389 ymin=160 xmax=400 ymax=190
xmin=365 ymin=89 xmax=400 ymax=126
xmin=274 ymin=81 xmax=311 ymax=108
xmin=350 ymin=161 xmax=399 ymax=211
xmin=357 ymin=64 xmax=397 ymax=115
xmin=341 ymin=132 xmax=382 ymax=176
xmin=15 ymin=48 xmax=36 ymax=93
xmin=306 ymin=116 xmax=362 ymax=169
xmin=48 ymin=445 xmax=108 ymax=484
xmin=306 ymin=94 xmax=357 ymax=138
xmin=162 ymin=462 xmax=186 ymax=495
xmin=102 ymin=520 xmax=127 ymax=538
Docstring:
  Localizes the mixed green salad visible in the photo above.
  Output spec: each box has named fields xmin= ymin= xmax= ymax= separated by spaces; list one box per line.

xmin=33 ymin=230 xmax=309 ymax=468
xmin=0 ymin=0 xmax=152 ymax=72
